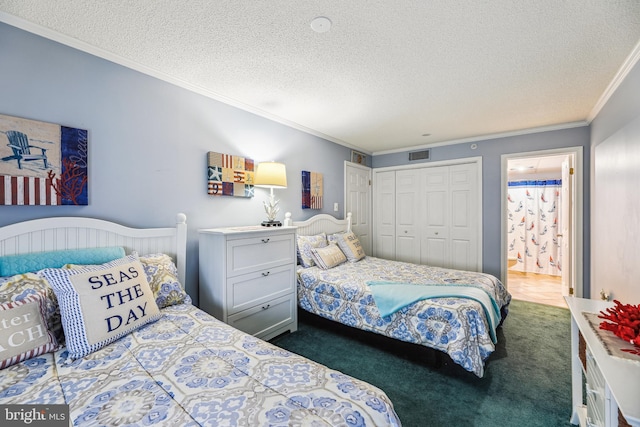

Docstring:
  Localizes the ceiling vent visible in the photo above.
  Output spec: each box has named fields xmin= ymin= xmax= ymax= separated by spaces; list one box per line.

xmin=409 ymin=150 xmax=430 ymax=161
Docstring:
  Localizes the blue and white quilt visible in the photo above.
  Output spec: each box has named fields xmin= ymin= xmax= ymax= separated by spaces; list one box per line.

xmin=0 ymin=303 xmax=401 ymax=426
xmin=297 ymin=256 xmax=511 ymax=377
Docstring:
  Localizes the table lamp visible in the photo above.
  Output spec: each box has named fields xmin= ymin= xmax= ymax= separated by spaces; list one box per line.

xmin=254 ymin=161 xmax=287 ymax=226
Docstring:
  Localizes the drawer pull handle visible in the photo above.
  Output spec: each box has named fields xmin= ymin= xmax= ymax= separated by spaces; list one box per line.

xmin=262 ymin=238 xmax=270 ymax=243
xmin=262 ymin=304 xmax=271 ymax=310
xmin=262 ymin=271 xmax=270 ymax=276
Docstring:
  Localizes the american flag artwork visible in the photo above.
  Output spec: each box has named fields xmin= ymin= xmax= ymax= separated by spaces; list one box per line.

xmin=302 ymin=170 xmax=323 ymax=209
xmin=0 ymin=114 xmax=88 ymax=206
xmin=207 ymin=151 xmax=255 ymax=198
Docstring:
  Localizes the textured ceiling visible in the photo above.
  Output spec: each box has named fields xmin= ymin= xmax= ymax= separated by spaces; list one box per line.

xmin=1 ymin=1 xmax=640 ymax=154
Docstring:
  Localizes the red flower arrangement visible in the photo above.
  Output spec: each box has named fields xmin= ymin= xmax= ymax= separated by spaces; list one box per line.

xmin=598 ymin=300 xmax=640 ymax=355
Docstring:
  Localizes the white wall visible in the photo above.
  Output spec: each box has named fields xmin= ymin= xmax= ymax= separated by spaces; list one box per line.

xmin=591 ymin=57 xmax=640 ymax=302
xmin=0 ymin=23 xmax=351 ymax=304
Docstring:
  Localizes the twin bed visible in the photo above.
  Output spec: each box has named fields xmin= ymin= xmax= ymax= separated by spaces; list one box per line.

xmin=285 ymin=213 xmax=511 ymax=378
xmin=0 ymin=214 xmax=400 ymax=426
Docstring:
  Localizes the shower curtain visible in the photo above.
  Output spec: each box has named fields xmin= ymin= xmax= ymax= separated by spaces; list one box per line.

xmin=507 ymin=180 xmax=562 ymax=276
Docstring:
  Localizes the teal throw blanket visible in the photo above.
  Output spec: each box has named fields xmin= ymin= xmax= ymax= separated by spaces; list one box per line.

xmin=367 ymin=281 xmax=502 ymax=343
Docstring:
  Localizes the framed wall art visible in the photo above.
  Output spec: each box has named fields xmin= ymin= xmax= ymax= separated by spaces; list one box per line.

xmin=351 ymin=150 xmax=366 ymax=165
xmin=302 ymin=170 xmax=323 ymax=209
xmin=207 ymin=151 xmax=255 ymax=198
xmin=0 ymin=113 xmax=88 ymax=205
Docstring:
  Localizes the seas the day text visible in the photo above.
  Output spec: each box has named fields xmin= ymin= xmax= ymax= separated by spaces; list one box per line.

xmin=89 ymin=266 xmax=149 ymax=333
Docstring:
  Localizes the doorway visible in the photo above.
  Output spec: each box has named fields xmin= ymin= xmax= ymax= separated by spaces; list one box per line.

xmin=501 ymin=148 xmax=583 ymax=307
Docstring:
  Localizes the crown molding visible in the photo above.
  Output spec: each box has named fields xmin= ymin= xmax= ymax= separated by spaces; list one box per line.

xmin=587 ymin=38 xmax=640 ymax=123
xmin=0 ymin=12 xmax=362 ymax=150
xmin=372 ymin=121 xmax=589 ymax=156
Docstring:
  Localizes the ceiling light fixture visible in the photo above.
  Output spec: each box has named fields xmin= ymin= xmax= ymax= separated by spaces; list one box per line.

xmin=310 ymin=16 xmax=332 ymax=33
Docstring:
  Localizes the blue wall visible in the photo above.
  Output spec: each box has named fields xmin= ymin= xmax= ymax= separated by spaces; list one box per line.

xmin=373 ymin=126 xmax=592 ymax=294
xmin=8 ymin=20 xmax=631 ymax=300
xmin=0 ymin=23 xmax=351 ymax=303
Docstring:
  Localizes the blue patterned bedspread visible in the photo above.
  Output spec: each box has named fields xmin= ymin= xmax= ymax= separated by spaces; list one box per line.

xmin=297 ymin=256 xmax=511 ymax=377
xmin=0 ymin=303 xmax=401 ymax=426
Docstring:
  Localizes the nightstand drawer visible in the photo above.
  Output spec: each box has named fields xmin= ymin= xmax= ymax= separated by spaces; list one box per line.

xmin=227 ymin=294 xmax=295 ymax=338
xmin=227 ymin=265 xmax=294 ymax=314
xmin=226 ymin=234 xmax=295 ymax=277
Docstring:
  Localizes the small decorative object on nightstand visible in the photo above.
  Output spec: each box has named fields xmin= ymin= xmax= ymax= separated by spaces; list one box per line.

xmin=198 ymin=225 xmax=297 ymax=340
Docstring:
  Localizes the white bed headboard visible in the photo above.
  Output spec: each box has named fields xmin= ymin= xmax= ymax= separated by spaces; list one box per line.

xmin=0 ymin=214 xmax=188 ymax=284
xmin=284 ymin=212 xmax=352 ymax=236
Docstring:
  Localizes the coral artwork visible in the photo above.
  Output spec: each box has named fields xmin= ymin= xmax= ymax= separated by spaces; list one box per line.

xmin=0 ymin=114 xmax=88 ymax=205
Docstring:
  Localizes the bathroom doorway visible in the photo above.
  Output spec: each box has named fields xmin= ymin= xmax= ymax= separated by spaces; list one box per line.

xmin=501 ymin=148 xmax=583 ymax=307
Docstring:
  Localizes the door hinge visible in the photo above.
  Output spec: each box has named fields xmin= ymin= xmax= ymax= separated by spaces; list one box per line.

xmin=568 ymin=287 xmax=574 ymax=295
xmin=569 ymin=167 xmax=574 ymax=175
xmin=369 ymin=179 xmax=372 ymax=186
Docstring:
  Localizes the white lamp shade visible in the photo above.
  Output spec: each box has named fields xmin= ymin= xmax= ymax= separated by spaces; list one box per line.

xmin=254 ymin=162 xmax=287 ymax=188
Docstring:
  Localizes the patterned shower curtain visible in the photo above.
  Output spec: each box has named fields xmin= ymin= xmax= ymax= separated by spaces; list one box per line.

xmin=507 ymin=180 xmax=562 ymax=276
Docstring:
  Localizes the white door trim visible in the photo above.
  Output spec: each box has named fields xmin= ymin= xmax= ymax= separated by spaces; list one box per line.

xmin=500 ymin=147 xmax=584 ymax=297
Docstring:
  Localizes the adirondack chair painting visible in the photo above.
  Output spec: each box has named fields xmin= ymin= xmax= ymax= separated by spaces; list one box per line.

xmin=5 ymin=130 xmax=49 ymax=170
xmin=0 ymin=113 xmax=88 ymax=206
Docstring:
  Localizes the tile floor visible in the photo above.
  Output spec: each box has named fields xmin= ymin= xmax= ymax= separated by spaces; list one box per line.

xmin=507 ymin=270 xmax=567 ymax=308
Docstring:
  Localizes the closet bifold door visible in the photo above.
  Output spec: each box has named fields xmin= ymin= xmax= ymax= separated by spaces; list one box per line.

xmin=372 ymin=162 xmax=480 ymax=272
xmin=395 ymin=169 xmax=421 ymax=264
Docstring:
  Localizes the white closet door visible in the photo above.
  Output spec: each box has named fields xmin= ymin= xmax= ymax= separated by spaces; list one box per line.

xmin=372 ymin=160 xmax=481 ymax=271
xmin=373 ymin=170 xmax=396 ymax=259
xmin=448 ymin=163 xmax=478 ymax=270
xmin=395 ymin=169 xmax=420 ymax=263
xmin=420 ymin=166 xmax=450 ymax=268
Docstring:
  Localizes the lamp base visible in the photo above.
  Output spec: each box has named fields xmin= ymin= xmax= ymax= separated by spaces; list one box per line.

xmin=261 ymin=220 xmax=282 ymax=227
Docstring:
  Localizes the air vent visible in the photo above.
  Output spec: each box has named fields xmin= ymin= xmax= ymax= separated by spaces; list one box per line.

xmin=409 ymin=150 xmax=430 ymax=161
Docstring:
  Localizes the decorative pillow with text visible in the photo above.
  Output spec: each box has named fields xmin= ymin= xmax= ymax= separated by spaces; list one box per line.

xmin=40 ymin=255 xmax=161 ymax=359
xmin=0 ymin=273 xmax=62 ymax=343
xmin=66 ymin=253 xmax=191 ymax=309
xmin=310 ymin=244 xmax=347 ymax=270
xmin=328 ymin=231 xmax=366 ymax=262
xmin=0 ymin=292 xmax=58 ymax=369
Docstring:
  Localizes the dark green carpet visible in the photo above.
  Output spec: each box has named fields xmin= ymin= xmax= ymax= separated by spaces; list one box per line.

xmin=270 ymin=299 xmax=573 ymax=427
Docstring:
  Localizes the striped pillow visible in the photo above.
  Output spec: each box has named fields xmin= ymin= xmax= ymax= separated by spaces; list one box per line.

xmin=0 ymin=292 xmax=58 ymax=369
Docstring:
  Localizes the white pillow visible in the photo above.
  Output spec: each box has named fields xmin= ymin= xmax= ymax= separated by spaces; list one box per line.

xmin=40 ymin=254 xmax=161 ymax=359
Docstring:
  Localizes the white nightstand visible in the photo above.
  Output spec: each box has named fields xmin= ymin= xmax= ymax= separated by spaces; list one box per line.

xmin=198 ymin=225 xmax=297 ymax=340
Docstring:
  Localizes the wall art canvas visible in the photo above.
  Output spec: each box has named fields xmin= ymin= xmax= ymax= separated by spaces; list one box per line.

xmin=351 ymin=150 xmax=366 ymax=165
xmin=207 ymin=151 xmax=254 ymax=198
xmin=302 ymin=170 xmax=323 ymax=209
xmin=0 ymin=113 xmax=88 ymax=205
